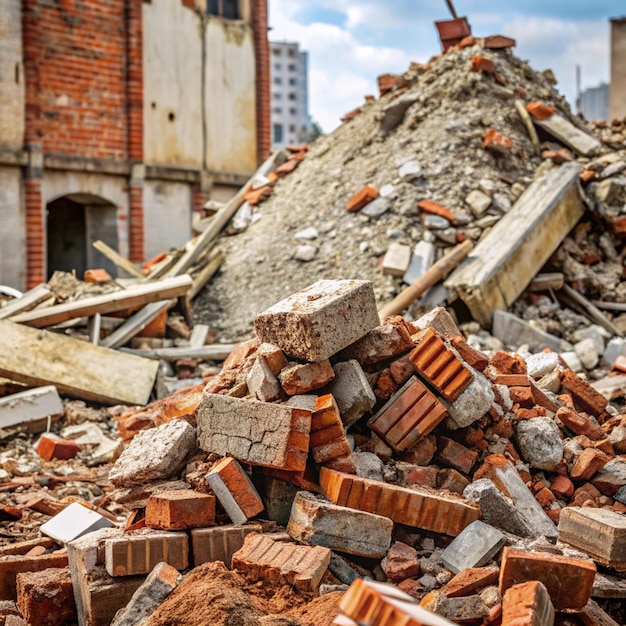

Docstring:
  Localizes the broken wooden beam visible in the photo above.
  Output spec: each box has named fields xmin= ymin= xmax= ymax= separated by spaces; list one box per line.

xmin=120 ymin=344 xmax=239 ymax=362
xmin=11 ymin=275 xmax=192 ymax=329
xmin=533 ymin=112 xmax=602 ymax=157
xmin=0 ymin=284 xmax=53 ymax=320
xmin=0 ymin=386 xmax=64 ymax=430
xmin=445 ymin=163 xmax=584 ymax=327
xmin=92 ymin=240 xmax=144 ymax=279
xmin=0 ymin=320 xmax=159 ymax=405
xmin=557 ymin=284 xmax=623 ymax=338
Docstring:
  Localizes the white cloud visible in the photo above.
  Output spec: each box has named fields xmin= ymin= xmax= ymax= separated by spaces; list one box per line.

xmin=269 ymin=4 xmax=412 ymax=132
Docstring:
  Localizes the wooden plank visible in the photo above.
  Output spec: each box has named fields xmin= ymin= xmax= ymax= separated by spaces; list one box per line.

xmin=189 ymin=324 xmax=210 ymax=349
xmin=100 ymin=300 xmax=175 ymax=349
xmin=11 ymin=275 xmax=192 ymax=329
xmin=0 ymin=386 xmax=64 ymax=429
xmin=515 ymin=99 xmax=539 ymax=150
xmin=591 ymin=300 xmax=626 ymax=313
xmin=146 ymin=246 xmax=187 ymax=281
xmin=0 ymin=320 xmax=159 ymax=405
xmin=558 ymin=284 xmax=623 ymax=338
xmin=0 ymin=284 xmax=53 ymax=320
xmin=189 ymin=250 xmax=224 ymax=300
xmin=534 ymin=113 xmax=602 ymax=157
xmin=168 ymin=149 xmax=288 ymax=277
xmin=121 ymin=344 xmax=239 ymax=362
xmin=92 ymin=240 xmax=144 ymax=279
xmin=445 ymin=163 xmax=584 ymax=327
xmin=528 ymin=272 xmax=564 ymax=292
xmin=88 ymin=313 xmax=101 ymax=345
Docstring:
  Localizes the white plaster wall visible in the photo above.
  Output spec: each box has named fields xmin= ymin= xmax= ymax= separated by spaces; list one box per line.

xmin=0 ymin=167 xmax=25 ymax=289
xmin=41 ymin=171 xmax=130 ymax=258
xmin=143 ymin=2 xmax=203 ymax=167
xmin=204 ymin=18 xmax=257 ymax=175
xmin=143 ymin=180 xmax=192 ymax=259
xmin=0 ymin=0 xmax=25 ymax=150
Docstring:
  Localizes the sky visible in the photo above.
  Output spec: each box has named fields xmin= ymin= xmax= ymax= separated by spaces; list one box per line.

xmin=268 ymin=1 xmax=623 ymax=132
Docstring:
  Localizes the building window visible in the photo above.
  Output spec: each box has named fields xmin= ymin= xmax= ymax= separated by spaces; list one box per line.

xmin=273 ymin=92 xmax=282 ymax=100
xmin=273 ymin=107 xmax=282 ymax=114
xmin=288 ymin=64 xmax=297 ymax=72
xmin=207 ymin=0 xmax=238 ymax=19
xmin=288 ymin=92 xmax=297 ymax=101
xmin=273 ymin=77 xmax=282 ymax=85
xmin=288 ymin=48 xmax=297 ymax=58
xmin=289 ymin=124 xmax=296 ymax=133
xmin=273 ymin=124 xmax=283 ymax=144
xmin=288 ymin=77 xmax=297 ymax=86
xmin=289 ymin=108 xmax=297 ymax=116
xmin=273 ymin=48 xmax=282 ymax=56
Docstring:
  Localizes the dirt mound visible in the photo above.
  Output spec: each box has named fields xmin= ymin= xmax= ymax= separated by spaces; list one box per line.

xmin=194 ymin=42 xmax=577 ymax=339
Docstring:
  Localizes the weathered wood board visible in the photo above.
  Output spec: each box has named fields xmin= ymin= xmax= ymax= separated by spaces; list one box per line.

xmin=445 ymin=163 xmax=584 ymax=327
xmin=0 ymin=320 xmax=158 ymax=405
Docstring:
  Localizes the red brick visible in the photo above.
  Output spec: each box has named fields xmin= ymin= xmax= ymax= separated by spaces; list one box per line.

xmin=482 ymin=35 xmax=516 ymax=49
xmin=377 ymin=73 xmax=404 ymax=96
xmin=526 ymin=101 xmax=556 ymax=121
xmin=482 ymin=129 xmax=514 ymax=154
xmin=341 ymin=106 xmax=362 ymax=122
xmin=409 ymin=328 xmax=473 ymax=402
xmin=275 ymin=159 xmax=300 ymax=176
xmin=320 ymin=467 xmax=479 ymax=536
xmin=279 ymin=359 xmax=335 ymax=395
xmin=16 ymin=567 xmax=75 ymax=626
xmin=310 ymin=395 xmax=356 ymax=474
xmin=556 ymin=406 xmax=605 ymax=440
xmin=441 ymin=566 xmax=499 ymax=598
xmin=232 ymin=533 xmax=330 ymax=592
xmin=470 ymin=54 xmax=495 ymax=73
xmin=501 ymin=580 xmax=554 ymax=626
xmin=381 ymin=541 xmax=420 ymax=583
xmin=346 ymin=185 xmax=379 ymax=212
xmin=550 ymin=475 xmax=574 ymax=499
xmin=84 ymin=269 xmax=113 ymax=283
xmin=560 ymin=370 xmax=608 ymax=416
xmin=0 ymin=550 xmax=68 ymax=601
xmin=368 ymin=376 xmax=447 ymax=451
xmin=437 ymin=437 xmax=478 ymax=475
xmin=145 ymin=489 xmax=215 ymax=530
xmin=34 ymin=434 xmax=81 ymax=462
xmin=508 ymin=386 xmax=534 ymax=407
xmin=417 ymin=199 xmax=456 ymax=223
xmin=490 ymin=352 xmax=527 ymax=374
xmin=206 ymin=457 xmax=265 ymax=523
xmin=499 ymin=547 xmax=596 ymax=611
xmin=449 ymin=335 xmax=489 ymax=372
xmin=570 ymin=448 xmax=610 ymax=482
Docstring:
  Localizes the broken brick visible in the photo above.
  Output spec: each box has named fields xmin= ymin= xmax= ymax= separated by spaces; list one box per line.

xmin=16 ymin=567 xmax=76 ymax=626
xmin=569 ymin=448 xmax=610 ymax=482
xmin=409 ymin=328 xmax=474 ymax=402
xmin=346 ymin=184 xmax=379 ymax=212
xmin=279 ymin=359 xmax=335 ymax=395
xmin=499 ymin=546 xmax=596 ymax=611
xmin=381 ymin=541 xmax=420 ymax=583
xmin=417 ymin=199 xmax=456 ymax=222
xmin=526 ymin=101 xmax=556 ymax=121
xmin=501 ymin=580 xmax=555 ymax=626
xmin=441 ymin=567 xmax=499 ymax=598
xmin=145 ymin=489 xmax=216 ymax=530
xmin=319 ymin=467 xmax=480 ymax=536
xmin=232 ymin=532 xmax=330 ymax=592
xmin=205 ymin=457 xmax=264 ymax=525
xmin=556 ymin=406 xmax=605 ymax=440
xmin=34 ymin=434 xmax=81 ymax=461
xmin=437 ymin=437 xmax=478 ymax=475
xmin=482 ymin=128 xmax=514 ymax=154
xmin=190 ymin=523 xmax=263 ymax=568
xmin=560 ymin=369 xmax=608 ymax=416
xmin=471 ymin=54 xmax=495 ymax=73
xmin=368 ymin=376 xmax=447 ymax=451
xmin=450 ymin=335 xmax=489 ymax=372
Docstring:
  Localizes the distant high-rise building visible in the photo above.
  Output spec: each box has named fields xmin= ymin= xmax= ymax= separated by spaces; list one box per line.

xmin=269 ymin=41 xmax=313 ymax=148
xmin=579 ymin=83 xmax=609 ymax=121
xmin=610 ymin=17 xmax=626 ymax=121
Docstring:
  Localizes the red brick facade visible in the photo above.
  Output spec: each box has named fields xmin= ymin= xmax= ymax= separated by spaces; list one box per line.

xmin=252 ymin=0 xmax=271 ymax=163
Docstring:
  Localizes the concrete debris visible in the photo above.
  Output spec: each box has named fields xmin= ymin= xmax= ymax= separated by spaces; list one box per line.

xmin=3 ymin=29 xmax=626 ymax=626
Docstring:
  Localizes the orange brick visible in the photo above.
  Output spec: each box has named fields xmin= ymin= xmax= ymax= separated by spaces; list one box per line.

xmin=493 ymin=374 xmax=530 ymax=386
xmin=417 ymin=199 xmax=456 ymax=223
xmin=346 ymin=184 xmax=378 ymax=212
xmin=368 ymin=376 xmax=447 ymax=451
xmin=482 ymin=128 xmax=513 ymax=154
xmin=508 ymin=386 xmax=534 ymax=407
xmin=0 ymin=550 xmax=68 ymax=601
xmin=580 ymin=169 xmax=596 ymax=182
xmin=409 ymin=328 xmax=473 ymax=402
xmin=449 ymin=335 xmax=489 ymax=372
xmin=516 ymin=407 xmax=546 ymax=419
xmin=243 ymin=185 xmax=273 ymax=205
xmin=556 ymin=406 xmax=605 ymax=440
xmin=501 ymin=581 xmax=554 ymax=626
xmin=441 ymin=567 xmax=499 ymax=598
xmin=83 ymin=268 xmax=112 ymax=283
xmin=560 ymin=369 xmax=608 ymax=416
xmin=275 ymin=159 xmax=300 ymax=176
xmin=34 ymin=434 xmax=81 ymax=461
xmin=341 ymin=106 xmax=362 ymax=123
xmin=279 ymin=359 xmax=335 ymax=395
xmin=374 ymin=369 xmax=400 ymax=400
xmin=145 ymin=489 xmax=215 ymax=530
xmin=206 ymin=457 xmax=264 ymax=524
xmin=232 ymin=533 xmax=330 ymax=592
xmin=377 ymin=73 xmax=403 ymax=95
xmin=550 ymin=475 xmax=574 ymax=499
xmin=490 ymin=352 xmax=527 ymax=374
xmin=437 ymin=437 xmax=478 ymax=475
xmin=482 ymin=35 xmax=516 ymax=49
xmin=470 ymin=54 xmax=495 ymax=73
xmin=319 ymin=467 xmax=479 ymax=536
xmin=526 ymin=101 xmax=556 ymax=121
xmin=499 ymin=547 xmax=596 ymax=611
xmin=310 ymin=395 xmax=356 ymax=474
xmin=570 ymin=448 xmax=610 ymax=482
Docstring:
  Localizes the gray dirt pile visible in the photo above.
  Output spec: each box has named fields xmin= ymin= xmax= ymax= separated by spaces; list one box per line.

xmin=194 ymin=42 xmax=580 ymax=340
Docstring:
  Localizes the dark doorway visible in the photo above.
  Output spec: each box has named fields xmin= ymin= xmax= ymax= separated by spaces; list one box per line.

xmin=46 ymin=194 xmax=119 ymax=280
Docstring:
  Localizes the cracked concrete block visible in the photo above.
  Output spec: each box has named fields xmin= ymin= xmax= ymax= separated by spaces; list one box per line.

xmin=515 ymin=417 xmax=564 ymax=471
xmin=324 ymin=360 xmax=376 ymax=427
xmin=287 ymin=491 xmax=392 ymax=558
xmin=197 ymin=393 xmax=311 ymax=471
xmin=443 ymin=368 xmax=494 ymax=430
xmin=525 ymin=352 xmax=560 ymax=378
xmin=254 ymin=279 xmax=379 ymax=362
xmin=473 ymin=455 xmax=558 ymax=540
xmin=109 ymin=420 xmax=197 ymax=488
xmin=441 ymin=520 xmax=505 ymax=574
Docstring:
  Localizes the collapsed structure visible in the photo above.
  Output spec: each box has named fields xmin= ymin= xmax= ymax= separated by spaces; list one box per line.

xmin=1 ymin=32 xmax=626 ymax=626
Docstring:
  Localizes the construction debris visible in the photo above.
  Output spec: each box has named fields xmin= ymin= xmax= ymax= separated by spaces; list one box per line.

xmin=1 ymin=28 xmax=626 ymax=626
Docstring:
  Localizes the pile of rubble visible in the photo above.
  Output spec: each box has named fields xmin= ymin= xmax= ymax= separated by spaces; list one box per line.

xmin=2 ymin=278 xmax=626 ymax=626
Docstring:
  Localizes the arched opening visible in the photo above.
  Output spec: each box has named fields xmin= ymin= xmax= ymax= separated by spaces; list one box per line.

xmin=46 ymin=193 xmax=119 ymax=280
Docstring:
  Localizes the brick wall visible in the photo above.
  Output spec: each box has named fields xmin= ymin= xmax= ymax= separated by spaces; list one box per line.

xmin=252 ymin=0 xmax=270 ymax=164
xmin=22 ymin=0 xmax=129 ymax=159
